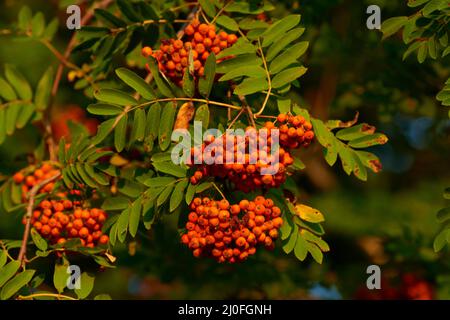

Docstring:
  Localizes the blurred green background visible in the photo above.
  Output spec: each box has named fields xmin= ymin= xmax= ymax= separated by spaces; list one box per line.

xmin=0 ymin=0 xmax=449 ymax=299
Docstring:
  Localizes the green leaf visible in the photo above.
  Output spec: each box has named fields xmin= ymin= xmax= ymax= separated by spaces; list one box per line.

xmin=0 ymin=260 xmax=21 ymax=288
xmin=272 ymin=66 xmax=307 ymax=89
xmin=269 ymin=42 xmax=309 ymax=74
xmin=306 ymin=242 xmax=323 ymax=264
xmin=117 ymin=0 xmax=141 ymax=22
xmin=294 ymin=232 xmax=308 ymax=261
xmin=218 ymin=66 xmax=266 ymax=82
xmin=199 ymin=53 xmax=216 ymax=98
xmin=0 ymin=250 xmax=7 ymax=269
xmin=31 ymin=12 xmax=45 ymax=37
xmin=31 ymin=228 xmax=48 ymax=251
xmin=185 ymin=183 xmax=196 ymax=204
xmin=352 ymin=151 xmax=368 ymax=181
xmin=199 ymin=0 xmax=216 ymax=17
xmin=282 ymin=229 xmax=297 ymax=254
xmin=128 ymin=198 xmax=142 ymax=238
xmin=216 ymin=16 xmax=239 ymax=31
xmin=234 ymin=77 xmax=269 ymax=96
xmin=157 ymin=184 xmax=174 ymax=206
xmin=158 ymin=102 xmax=177 ymax=151
xmin=16 ymin=103 xmax=35 ymax=129
xmin=302 ymin=229 xmax=330 ymax=252
xmin=53 ymin=262 xmax=68 ymax=293
xmin=91 ymin=118 xmax=115 ymax=145
xmin=87 ymin=103 xmax=123 ymax=116
xmin=74 ymin=273 xmax=95 ymax=299
xmin=216 ymin=54 xmax=262 ymax=74
xmin=434 ymin=229 xmax=450 ymax=252
xmin=417 ymin=43 xmax=428 ymax=63
xmin=34 ymin=67 xmax=53 ymax=111
xmin=131 ymin=108 xmax=146 ymax=143
xmin=437 ymin=207 xmax=450 ymax=223
xmin=0 ymin=109 xmax=6 ymax=144
xmin=423 ymin=0 xmax=447 ymax=16
xmin=114 ymin=114 xmax=128 ymax=152
xmin=170 ymin=179 xmax=188 ymax=212
xmin=216 ymin=38 xmax=257 ymax=59
xmin=381 ymin=16 xmax=408 ymax=39
xmin=5 ymin=65 xmax=32 ymax=100
xmin=0 ymin=76 xmax=17 ymax=101
xmin=18 ymin=6 xmax=32 ymax=30
xmin=153 ymin=161 xmax=186 ymax=178
xmin=117 ymin=208 xmax=130 ymax=242
xmin=195 ymin=182 xmax=212 ymax=193
xmin=94 ymin=9 xmax=127 ymax=28
xmin=311 ymin=118 xmax=333 ymax=148
xmin=195 ymin=104 xmax=210 ymax=129
xmin=102 ymin=197 xmax=129 ymax=211
xmin=147 ymin=56 xmax=174 ymax=98
xmin=182 ymin=68 xmax=195 ymax=98
xmin=145 ymin=103 xmax=161 ymax=138
xmin=348 ymin=133 xmax=389 ymax=148
xmin=43 ymin=18 xmax=59 ymax=40
xmin=144 ymin=177 xmax=176 ymax=188
xmin=5 ymin=104 xmax=21 ymax=135
xmin=266 ymin=27 xmax=305 ymax=61
xmin=262 ymin=15 xmax=301 ymax=47
xmin=336 ymin=124 xmax=376 ymax=141
xmin=337 ymin=144 xmax=355 ymax=175
xmin=1 ymin=270 xmax=35 ymax=300
xmin=115 ymin=68 xmax=155 ymax=100
xmin=239 ymin=18 xmax=269 ymax=30
xmin=94 ymin=89 xmax=137 ymax=106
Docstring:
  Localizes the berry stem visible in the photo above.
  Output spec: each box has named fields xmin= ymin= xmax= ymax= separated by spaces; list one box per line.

xmin=17 ymin=173 xmax=61 ymax=266
xmin=212 ymin=182 xmax=227 ymax=200
xmin=254 ymin=38 xmax=272 ymax=117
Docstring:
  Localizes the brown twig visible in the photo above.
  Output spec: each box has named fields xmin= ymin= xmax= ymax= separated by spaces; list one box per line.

xmin=17 ymin=173 xmax=61 ymax=265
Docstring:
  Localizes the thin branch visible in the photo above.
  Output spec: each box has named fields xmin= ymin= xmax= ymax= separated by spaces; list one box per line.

xmin=17 ymin=293 xmax=77 ymax=300
xmin=17 ymin=173 xmax=61 ymax=265
xmin=130 ymin=97 xmax=242 ymax=111
xmin=254 ymin=38 xmax=272 ymax=117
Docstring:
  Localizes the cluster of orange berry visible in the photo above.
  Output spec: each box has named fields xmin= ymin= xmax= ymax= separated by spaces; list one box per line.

xmin=263 ymin=114 xmax=315 ymax=150
xmin=13 ymin=163 xmax=60 ymax=199
xmin=24 ymin=199 xmax=109 ymax=247
xmin=181 ymin=196 xmax=283 ymax=263
xmin=189 ymin=128 xmax=294 ymax=193
xmin=142 ymin=19 xmax=238 ymax=86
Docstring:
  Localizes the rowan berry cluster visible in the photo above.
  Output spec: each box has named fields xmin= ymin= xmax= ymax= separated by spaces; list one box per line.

xmin=142 ymin=19 xmax=238 ymax=86
xmin=263 ymin=114 xmax=315 ymax=150
xmin=181 ymin=196 xmax=283 ymax=263
xmin=24 ymin=199 xmax=109 ymax=247
xmin=13 ymin=163 xmax=60 ymax=199
xmin=188 ymin=128 xmax=294 ymax=193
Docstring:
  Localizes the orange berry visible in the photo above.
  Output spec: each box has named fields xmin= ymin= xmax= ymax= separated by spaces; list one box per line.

xmin=227 ymin=34 xmax=238 ymax=44
xmin=193 ymin=60 xmax=202 ymax=70
xmin=99 ymin=235 xmax=109 ymax=245
xmin=230 ymin=205 xmax=240 ymax=215
xmin=185 ymin=25 xmax=195 ymax=36
xmin=239 ymin=200 xmax=250 ymax=210
xmin=166 ymin=61 xmax=176 ymax=70
xmin=203 ymin=38 xmax=212 ymax=47
xmin=57 ymin=238 xmax=66 ymax=245
xmin=198 ymin=24 xmax=209 ymax=35
xmin=51 ymin=227 xmax=60 ymax=237
xmin=174 ymin=39 xmax=183 ymax=49
xmin=219 ymin=31 xmax=228 ymax=40
xmin=41 ymin=225 xmax=51 ymax=236
xmin=13 ymin=172 xmax=24 ymax=184
xmin=141 ymin=46 xmax=153 ymax=57
xmin=79 ymin=227 xmax=89 ymax=238
xmin=219 ymin=41 xmax=228 ymax=49
xmin=194 ymin=32 xmax=204 ymax=42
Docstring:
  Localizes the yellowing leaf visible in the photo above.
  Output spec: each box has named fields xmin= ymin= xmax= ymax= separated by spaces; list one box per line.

xmin=295 ymin=204 xmax=325 ymax=223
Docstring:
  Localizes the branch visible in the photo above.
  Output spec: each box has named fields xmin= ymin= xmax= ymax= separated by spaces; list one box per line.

xmin=17 ymin=293 xmax=77 ymax=300
xmin=254 ymin=38 xmax=272 ymax=117
xmin=17 ymin=172 xmax=61 ymax=265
